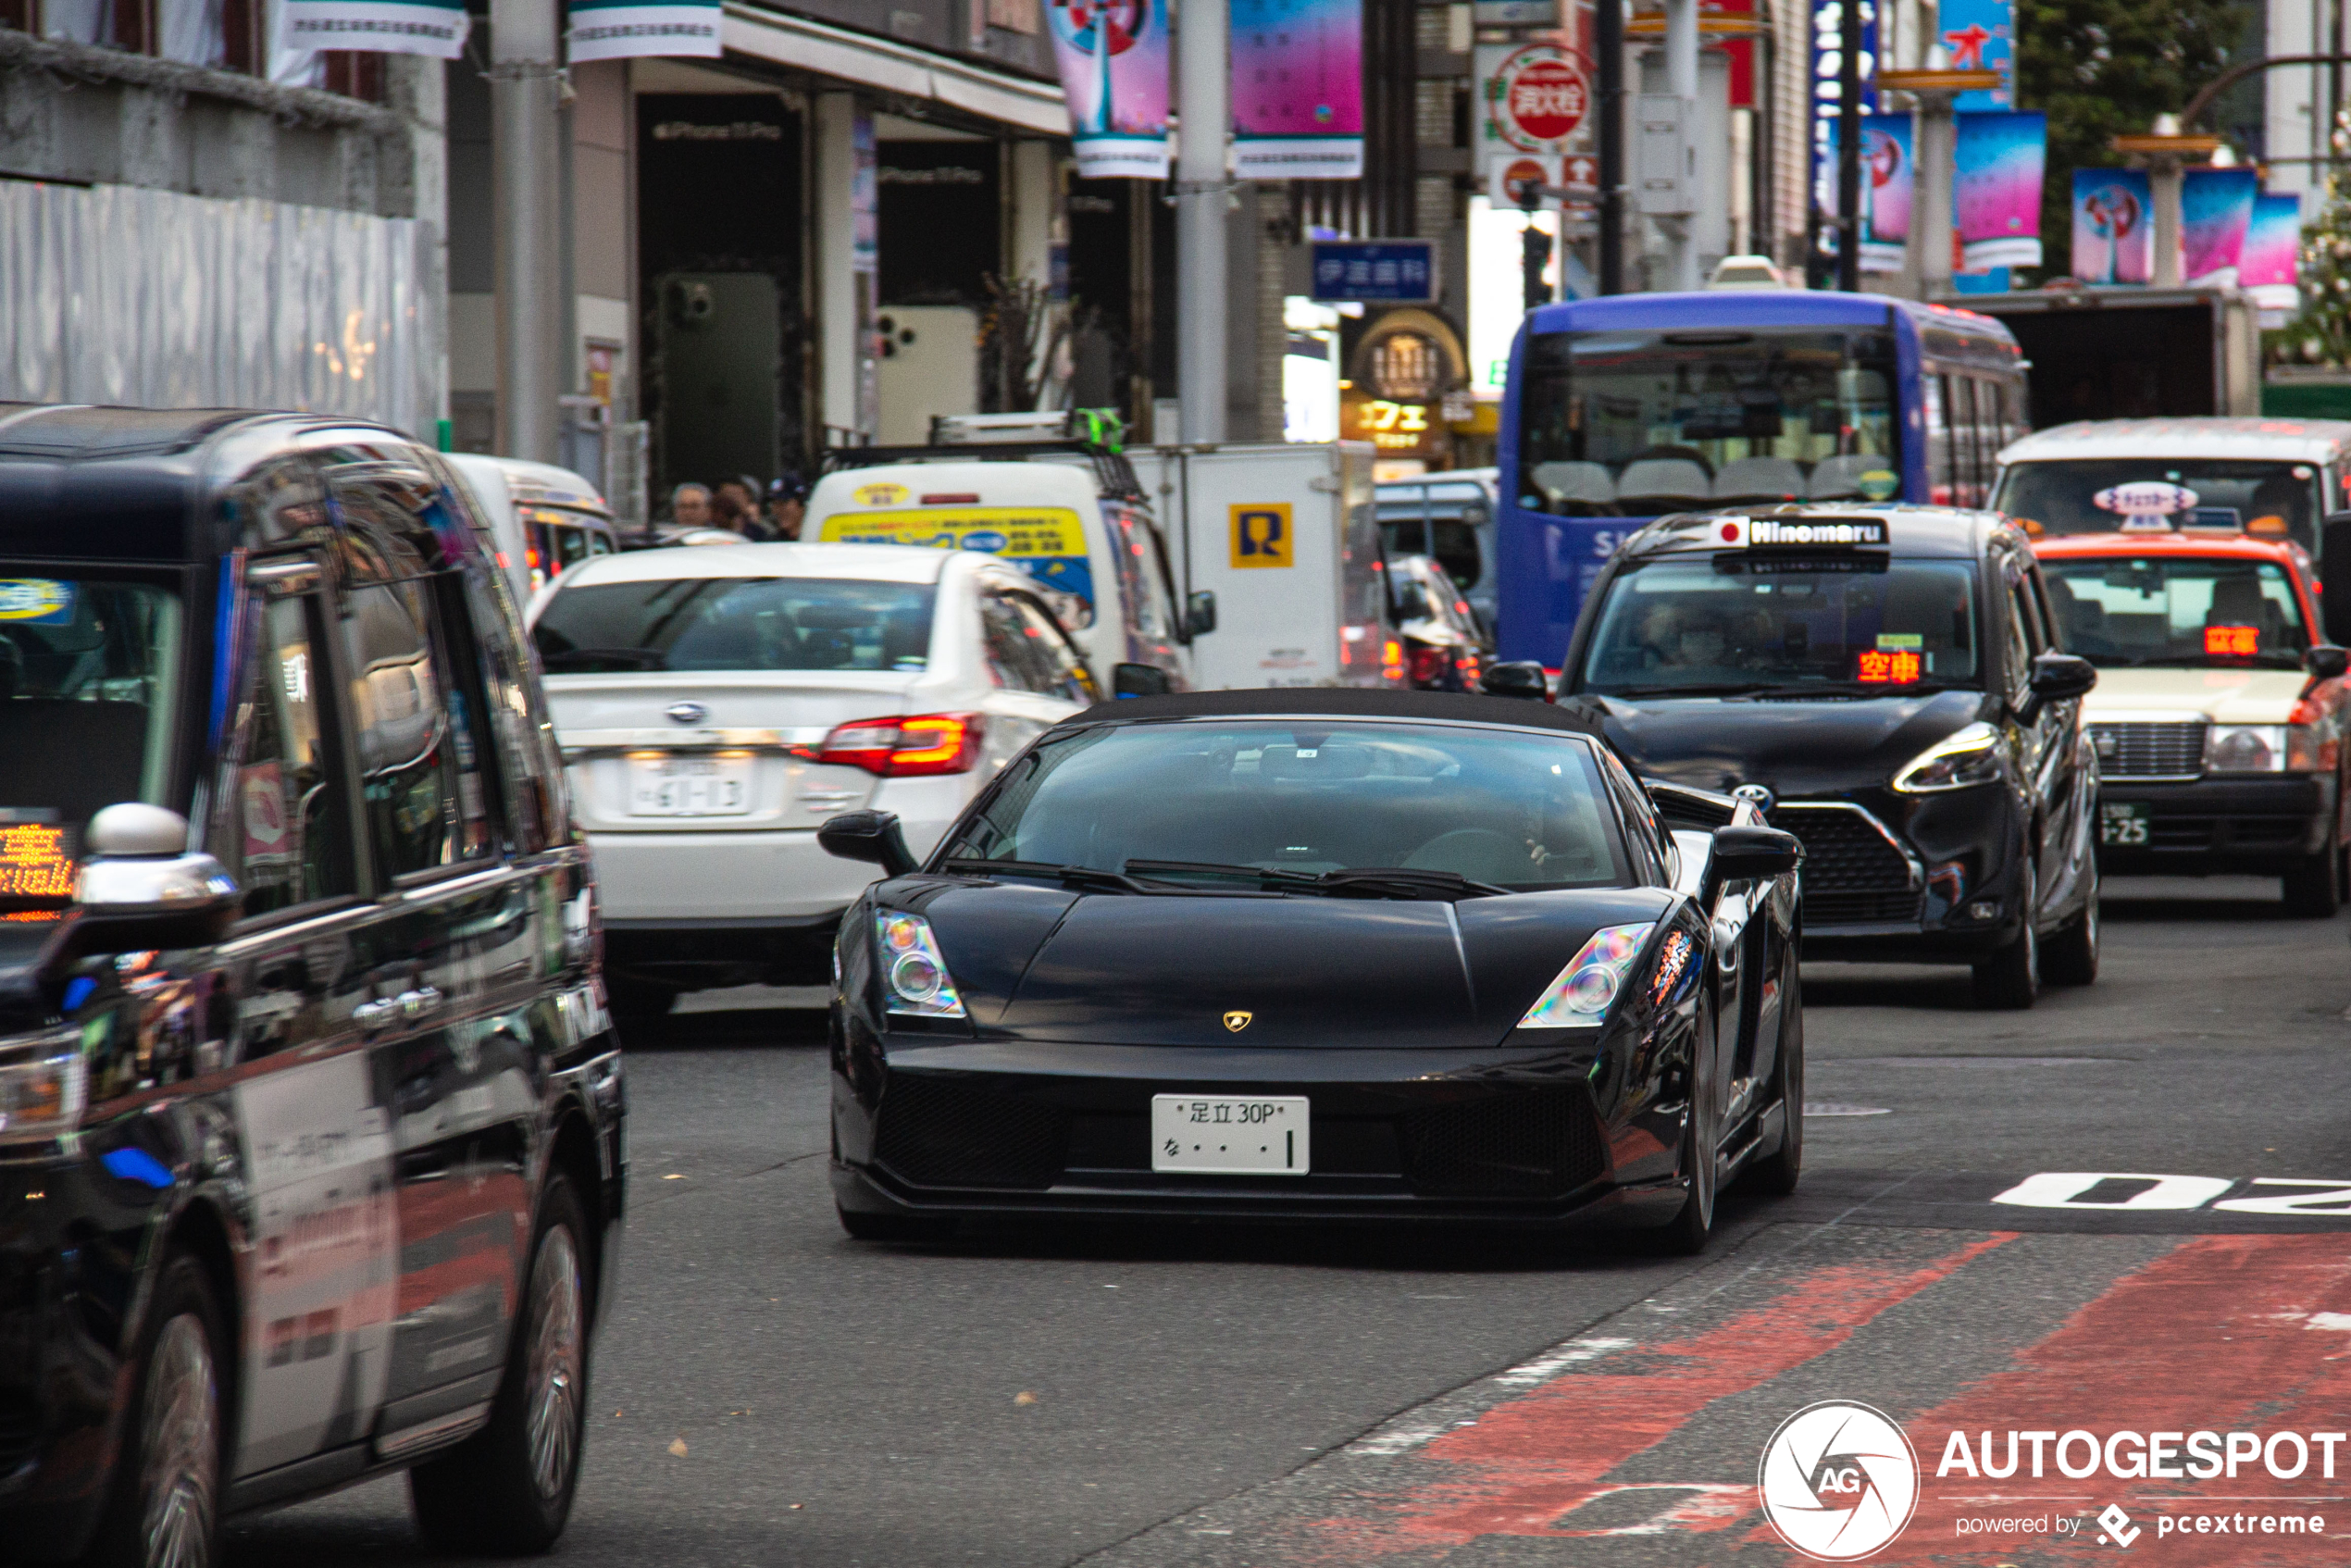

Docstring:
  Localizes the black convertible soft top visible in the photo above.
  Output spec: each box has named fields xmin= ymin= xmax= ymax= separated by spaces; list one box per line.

xmin=1069 ymin=687 xmax=1611 ymax=740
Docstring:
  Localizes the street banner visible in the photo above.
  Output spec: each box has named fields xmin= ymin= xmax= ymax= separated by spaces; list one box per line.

xmin=2071 ymin=168 xmax=2150 ymax=284
xmin=2242 ymin=192 xmax=2302 ymax=317
xmin=566 ymin=0 xmax=719 ymax=60
xmin=1935 ymin=0 xmax=2011 ymax=110
xmin=1822 ymin=114 xmax=1909 ymax=273
xmin=2182 ymin=167 xmax=2258 ymax=285
xmin=1955 ymin=109 xmax=2043 ymax=269
xmin=1046 ymin=0 xmax=1172 ymax=179
xmin=278 ymin=0 xmax=467 ymax=57
xmin=1810 ymin=0 xmax=1878 ymax=253
xmin=1233 ymin=0 xmax=1364 ymax=179
xmin=1477 ymin=40 xmax=1588 ymax=193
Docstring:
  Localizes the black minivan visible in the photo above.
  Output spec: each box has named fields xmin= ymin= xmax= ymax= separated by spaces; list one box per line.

xmin=1559 ymin=504 xmax=2100 ymax=1008
xmin=0 ymin=406 xmax=624 ymax=1567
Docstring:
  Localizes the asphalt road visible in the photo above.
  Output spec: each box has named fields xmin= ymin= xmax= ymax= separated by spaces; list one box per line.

xmin=227 ymin=876 xmax=2351 ymax=1568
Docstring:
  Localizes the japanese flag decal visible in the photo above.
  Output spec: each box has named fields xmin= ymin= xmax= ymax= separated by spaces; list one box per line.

xmin=1713 ymin=517 xmax=1749 ymax=547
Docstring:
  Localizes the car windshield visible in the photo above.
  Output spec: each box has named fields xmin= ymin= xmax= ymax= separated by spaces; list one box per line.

xmin=2041 ymin=554 xmax=2308 ymax=668
xmin=1995 ymin=459 xmax=2325 ymax=551
xmin=0 ymin=575 xmax=181 ymax=870
xmin=1577 ymin=555 xmax=1982 ymax=694
xmin=1516 ymin=327 xmax=1903 ymax=516
xmin=532 ymin=578 xmax=936 ymax=673
xmin=941 ymin=720 xmax=1626 ymax=890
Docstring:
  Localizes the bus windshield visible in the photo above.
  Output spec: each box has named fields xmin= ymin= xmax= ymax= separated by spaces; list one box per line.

xmin=1516 ymin=328 xmax=1903 ymax=517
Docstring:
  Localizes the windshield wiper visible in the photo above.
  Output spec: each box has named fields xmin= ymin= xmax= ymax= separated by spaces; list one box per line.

xmin=1738 ymin=680 xmax=1955 ymax=699
xmin=539 ymin=646 xmax=666 ymax=671
xmin=1598 ymin=681 xmax=1784 ymax=698
xmin=1121 ymin=859 xmax=1510 ymax=901
xmin=939 ymin=857 xmax=1151 ymax=894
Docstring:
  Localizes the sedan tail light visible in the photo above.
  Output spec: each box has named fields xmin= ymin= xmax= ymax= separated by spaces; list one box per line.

xmin=1408 ymin=642 xmax=1448 ymax=687
xmin=813 ymin=713 xmax=985 ymax=777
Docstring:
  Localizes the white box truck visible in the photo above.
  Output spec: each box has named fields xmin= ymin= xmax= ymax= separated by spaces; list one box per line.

xmin=1131 ymin=441 xmax=1402 ymax=691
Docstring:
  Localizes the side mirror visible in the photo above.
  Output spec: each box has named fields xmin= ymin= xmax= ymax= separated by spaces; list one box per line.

xmin=2027 ymin=651 xmax=2098 ymax=703
xmin=1113 ymin=663 xmax=1173 ymax=699
xmin=1185 ymin=590 xmax=1217 ymax=638
xmin=74 ymin=803 xmax=240 ymax=950
xmin=1710 ymin=824 xmax=1803 ymax=882
xmin=1480 ymin=660 xmax=1551 ymax=701
xmin=2325 ymin=514 xmax=2351 ymax=646
xmin=2307 ymin=643 xmax=2350 ymax=680
xmin=816 ymin=810 xmax=917 ymax=877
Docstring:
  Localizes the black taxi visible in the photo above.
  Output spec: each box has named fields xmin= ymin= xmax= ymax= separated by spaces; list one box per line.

xmin=0 ymin=405 xmax=623 ymax=1567
xmin=1559 ymin=504 xmax=2100 ymax=1008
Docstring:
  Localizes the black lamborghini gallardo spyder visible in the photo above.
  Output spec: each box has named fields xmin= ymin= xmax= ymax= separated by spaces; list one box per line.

xmin=817 ymin=688 xmax=1804 ymax=1253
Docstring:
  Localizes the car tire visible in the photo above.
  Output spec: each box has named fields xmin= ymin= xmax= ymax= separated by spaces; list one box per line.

xmin=837 ymin=1203 xmax=956 ymax=1243
xmin=1748 ymin=961 xmax=1803 ymax=1197
xmin=1661 ymin=1048 xmax=1719 ymax=1255
xmin=83 ymin=1251 xmax=224 ymax=1568
xmin=409 ymin=1175 xmax=592 ymax=1556
xmin=1972 ymin=864 xmax=2039 ymax=1011
xmin=2283 ymin=842 xmax=2344 ymax=918
xmin=2041 ymin=867 xmax=2100 ymax=986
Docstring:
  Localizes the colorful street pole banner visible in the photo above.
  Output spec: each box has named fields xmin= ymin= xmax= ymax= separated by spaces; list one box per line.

xmin=2071 ymin=168 xmax=2150 ymax=285
xmin=278 ymin=0 xmax=466 ymax=57
xmin=2181 ymin=167 xmax=2258 ymax=285
xmin=566 ymin=0 xmax=719 ymax=60
xmin=1955 ymin=109 xmax=2044 ymax=269
xmin=1233 ymin=0 xmax=1364 ymax=180
xmin=1046 ymin=0 xmax=1172 ymax=179
xmin=1935 ymin=0 xmax=2011 ymax=110
xmin=1810 ymin=0 xmax=1878 ymax=250
xmin=2241 ymin=192 xmax=2302 ymax=316
xmin=1822 ymin=114 xmax=1909 ymax=273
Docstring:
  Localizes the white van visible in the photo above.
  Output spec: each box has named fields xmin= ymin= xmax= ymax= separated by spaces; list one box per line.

xmin=447 ymin=453 xmax=622 ymax=607
xmin=804 ymin=452 xmax=1196 ymax=695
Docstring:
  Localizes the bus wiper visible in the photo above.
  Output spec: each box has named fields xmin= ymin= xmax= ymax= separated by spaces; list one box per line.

xmin=1122 ymin=859 xmax=1510 ymax=900
xmin=939 ymin=857 xmax=1150 ymax=894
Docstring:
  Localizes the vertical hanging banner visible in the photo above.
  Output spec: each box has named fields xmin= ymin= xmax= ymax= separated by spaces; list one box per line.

xmin=567 ymin=0 xmax=721 ymax=60
xmin=1822 ymin=114 xmax=1909 ymax=272
xmin=1047 ymin=0 xmax=1172 ymax=178
xmin=1954 ymin=110 xmax=2044 ymax=269
xmin=1232 ymin=0 xmax=1364 ymax=180
xmin=1935 ymin=0 xmax=2011 ymax=110
xmin=2181 ymin=167 xmax=2259 ymax=285
xmin=278 ymin=0 xmax=467 ymax=57
xmin=1810 ymin=0 xmax=1878 ymax=230
xmin=2071 ymin=168 xmax=2150 ymax=284
xmin=2241 ymin=192 xmax=2303 ymax=317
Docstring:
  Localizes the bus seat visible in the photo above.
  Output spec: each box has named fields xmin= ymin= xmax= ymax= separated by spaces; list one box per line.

xmin=1808 ymin=454 xmax=1885 ymax=499
xmin=1530 ymin=462 xmax=1616 ymax=507
xmin=1617 ymin=459 xmax=1712 ymax=509
xmin=1712 ymin=456 xmax=1807 ymax=502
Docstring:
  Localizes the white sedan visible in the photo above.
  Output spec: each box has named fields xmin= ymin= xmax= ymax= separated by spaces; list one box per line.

xmin=529 ymin=541 xmax=1099 ymax=1024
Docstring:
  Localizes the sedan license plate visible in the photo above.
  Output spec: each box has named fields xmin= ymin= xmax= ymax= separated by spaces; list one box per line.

xmin=1151 ymin=1095 xmax=1310 ymax=1175
xmin=629 ymin=754 xmax=753 ymax=817
xmin=2099 ymin=801 xmax=2150 ymax=846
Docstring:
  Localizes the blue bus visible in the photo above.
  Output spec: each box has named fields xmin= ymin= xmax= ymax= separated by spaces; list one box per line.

xmin=1496 ymin=290 xmax=2029 ymax=666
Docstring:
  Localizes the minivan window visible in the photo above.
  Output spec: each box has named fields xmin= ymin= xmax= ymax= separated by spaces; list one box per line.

xmin=1994 ymin=459 xmax=2325 ymax=550
xmin=0 ymin=574 xmax=181 ymax=843
xmin=534 ymin=578 xmax=938 ymax=674
xmin=219 ymin=587 xmax=356 ymax=915
xmin=341 ymin=579 xmax=493 ymax=877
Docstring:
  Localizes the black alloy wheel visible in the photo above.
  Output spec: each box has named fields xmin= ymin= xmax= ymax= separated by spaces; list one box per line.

xmin=1747 ymin=958 xmax=1804 ymax=1196
xmin=85 ymin=1252 xmax=224 ymax=1568
xmin=410 ymin=1174 xmax=593 ymax=1554
xmin=2041 ymin=863 xmax=2100 ymax=986
xmin=1972 ymin=860 xmax=2040 ymax=1011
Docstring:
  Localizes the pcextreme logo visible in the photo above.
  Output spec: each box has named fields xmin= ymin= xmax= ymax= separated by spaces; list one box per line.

xmin=1758 ymin=1400 xmax=1922 ymax=1561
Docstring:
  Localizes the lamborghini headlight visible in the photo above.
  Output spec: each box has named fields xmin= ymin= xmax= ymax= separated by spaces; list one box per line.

xmin=875 ymin=911 xmax=966 ymax=1018
xmin=1519 ymin=923 xmax=1655 ymax=1028
xmin=1892 ymin=722 xmax=2002 ymax=793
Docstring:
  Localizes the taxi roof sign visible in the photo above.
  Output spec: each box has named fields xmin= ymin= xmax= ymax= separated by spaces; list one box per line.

xmin=1712 ymin=516 xmax=1890 ymax=548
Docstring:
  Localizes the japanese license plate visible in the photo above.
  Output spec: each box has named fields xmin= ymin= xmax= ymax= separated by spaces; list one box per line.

xmin=628 ymin=754 xmax=753 ymax=817
xmin=1151 ymin=1094 xmax=1310 ymax=1175
xmin=2099 ymin=800 xmax=2150 ymax=846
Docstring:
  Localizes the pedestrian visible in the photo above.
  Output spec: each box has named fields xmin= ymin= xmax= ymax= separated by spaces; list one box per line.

xmin=669 ymin=482 xmax=713 ymax=530
xmin=767 ymin=472 xmax=810 ymax=541
xmin=712 ymin=477 xmax=762 ymax=537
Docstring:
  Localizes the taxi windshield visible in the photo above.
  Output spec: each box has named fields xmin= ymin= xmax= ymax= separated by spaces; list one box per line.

xmin=941 ymin=721 xmax=1627 ymax=890
xmin=2040 ymin=554 xmax=2308 ymax=668
xmin=1994 ymin=459 xmax=2324 ymax=551
xmin=0 ymin=574 xmax=182 ymax=854
xmin=1577 ymin=555 xmax=1982 ymax=695
xmin=533 ymin=578 xmax=936 ymax=673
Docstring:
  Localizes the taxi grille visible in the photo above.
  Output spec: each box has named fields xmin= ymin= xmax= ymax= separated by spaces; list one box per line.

xmin=1400 ymin=1087 xmax=1606 ymax=1198
xmin=1772 ymin=805 xmax=1918 ymax=928
xmin=2091 ymin=721 xmax=2205 ymax=779
xmin=1801 ymin=890 xmax=1925 ymax=925
xmin=873 ymin=1075 xmax=1069 ymax=1188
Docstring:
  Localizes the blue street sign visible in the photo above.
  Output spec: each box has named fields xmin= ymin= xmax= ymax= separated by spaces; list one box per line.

xmin=1309 ymin=240 xmax=1438 ymax=303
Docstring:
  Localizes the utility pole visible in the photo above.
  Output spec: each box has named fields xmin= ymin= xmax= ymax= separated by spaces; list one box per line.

xmin=1662 ymin=0 xmax=1698 ymax=289
xmin=1836 ymin=0 xmax=1862 ymax=292
xmin=491 ymin=0 xmax=564 ymax=463
xmin=1175 ymin=0 xmax=1229 ymax=443
xmin=1598 ymin=0 xmax=1624 ymax=293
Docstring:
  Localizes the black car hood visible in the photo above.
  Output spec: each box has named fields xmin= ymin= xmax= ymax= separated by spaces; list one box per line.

xmin=910 ymin=882 xmax=1673 ymax=1049
xmin=1590 ymin=688 xmax=1987 ymax=795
